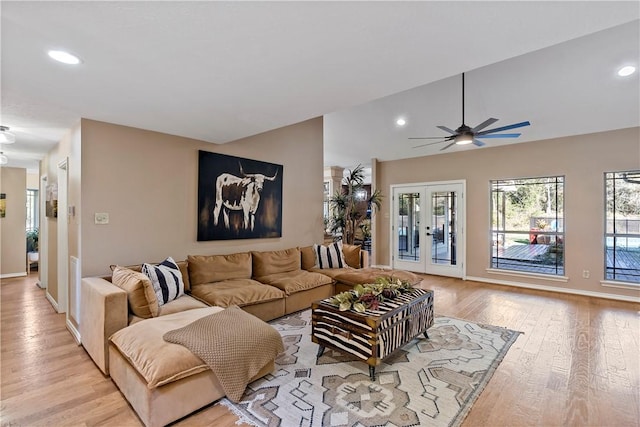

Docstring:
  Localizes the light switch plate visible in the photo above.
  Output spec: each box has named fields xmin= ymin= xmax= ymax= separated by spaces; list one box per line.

xmin=95 ymin=212 xmax=109 ymax=225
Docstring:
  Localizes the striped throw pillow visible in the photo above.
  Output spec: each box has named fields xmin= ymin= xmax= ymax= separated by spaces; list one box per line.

xmin=313 ymin=241 xmax=347 ymax=269
xmin=142 ymin=257 xmax=185 ymax=306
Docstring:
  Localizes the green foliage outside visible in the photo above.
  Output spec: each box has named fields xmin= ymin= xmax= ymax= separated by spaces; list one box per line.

xmin=492 ymin=177 xmax=564 ymax=232
xmin=606 ymin=172 xmax=640 ymax=218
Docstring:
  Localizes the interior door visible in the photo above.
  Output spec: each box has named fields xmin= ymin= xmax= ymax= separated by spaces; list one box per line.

xmin=392 ymin=182 xmax=465 ymax=278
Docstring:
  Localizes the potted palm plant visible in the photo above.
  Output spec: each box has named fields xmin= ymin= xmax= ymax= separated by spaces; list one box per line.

xmin=328 ymin=165 xmax=383 ymax=245
xmin=26 ymin=228 xmax=39 ymax=269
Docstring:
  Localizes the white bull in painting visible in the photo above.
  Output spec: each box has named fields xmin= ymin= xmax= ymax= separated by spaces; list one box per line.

xmin=212 ymin=163 xmax=278 ymax=231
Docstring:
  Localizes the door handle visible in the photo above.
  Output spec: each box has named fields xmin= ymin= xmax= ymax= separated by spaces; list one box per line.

xmin=426 ymin=232 xmax=433 ymax=236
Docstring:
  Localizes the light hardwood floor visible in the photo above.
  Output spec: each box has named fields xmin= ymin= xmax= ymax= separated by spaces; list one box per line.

xmin=1 ymin=272 xmax=638 ymax=426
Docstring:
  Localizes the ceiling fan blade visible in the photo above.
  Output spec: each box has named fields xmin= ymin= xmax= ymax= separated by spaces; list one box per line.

xmin=476 ymin=121 xmax=531 ymax=136
xmin=472 ymin=139 xmax=485 ymax=147
xmin=471 ymin=118 xmax=498 ymax=132
xmin=408 ymin=136 xmax=450 ymax=140
xmin=413 ymin=140 xmax=446 ymax=149
xmin=440 ymin=141 xmax=456 ymax=151
xmin=476 ymin=133 xmax=522 ymax=138
xmin=437 ymin=125 xmax=457 ymax=135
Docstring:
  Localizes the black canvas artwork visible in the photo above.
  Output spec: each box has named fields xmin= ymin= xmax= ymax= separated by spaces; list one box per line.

xmin=197 ymin=151 xmax=283 ymax=241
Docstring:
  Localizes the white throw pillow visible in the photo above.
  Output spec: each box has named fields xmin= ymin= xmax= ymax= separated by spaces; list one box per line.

xmin=313 ymin=241 xmax=347 ymax=269
xmin=142 ymin=257 xmax=185 ymax=306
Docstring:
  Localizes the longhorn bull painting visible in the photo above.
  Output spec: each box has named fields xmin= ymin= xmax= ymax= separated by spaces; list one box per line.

xmin=197 ymin=151 xmax=283 ymax=241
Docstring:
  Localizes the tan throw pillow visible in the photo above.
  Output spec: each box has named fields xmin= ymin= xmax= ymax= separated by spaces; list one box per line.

xmin=111 ymin=260 xmax=191 ymax=292
xmin=341 ymin=244 xmax=362 ymax=268
xmin=111 ymin=266 xmax=159 ymax=318
xmin=299 ymin=246 xmax=317 ymax=270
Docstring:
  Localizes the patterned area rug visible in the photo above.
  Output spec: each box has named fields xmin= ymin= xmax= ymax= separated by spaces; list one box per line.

xmin=221 ymin=310 xmax=521 ymax=427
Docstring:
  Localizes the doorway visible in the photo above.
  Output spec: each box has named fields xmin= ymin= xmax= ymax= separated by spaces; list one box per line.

xmin=391 ymin=181 xmax=465 ymax=278
xmin=57 ymin=159 xmax=68 ymax=314
xmin=38 ymin=175 xmax=48 ymax=289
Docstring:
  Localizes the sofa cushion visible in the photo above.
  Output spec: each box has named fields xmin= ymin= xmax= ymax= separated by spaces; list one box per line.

xmin=142 ymin=257 xmax=185 ymax=306
xmin=252 ymin=248 xmax=300 ymax=277
xmin=300 ymin=245 xmax=316 ymax=270
xmin=188 ymin=252 xmax=252 ymax=286
xmin=342 ymin=244 xmax=362 ymax=269
xmin=308 ymin=266 xmax=355 ymax=280
xmin=333 ymin=267 xmax=422 ymax=287
xmin=111 ymin=260 xmax=191 ymax=292
xmin=190 ymin=278 xmax=285 ymax=308
xmin=111 ymin=266 xmax=159 ymax=318
xmin=110 ymin=307 xmax=224 ymax=389
xmin=313 ymin=241 xmax=347 ymax=269
xmin=157 ymin=294 xmax=209 ymax=316
xmin=255 ymin=270 xmax=333 ymax=296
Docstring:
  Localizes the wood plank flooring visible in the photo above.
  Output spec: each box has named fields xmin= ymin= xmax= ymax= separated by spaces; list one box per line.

xmin=2 ymin=272 xmax=639 ymax=426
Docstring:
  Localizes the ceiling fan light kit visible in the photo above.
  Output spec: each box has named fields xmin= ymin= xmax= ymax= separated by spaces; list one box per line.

xmin=410 ymin=73 xmax=530 ymax=151
xmin=0 ymin=126 xmax=16 ymax=144
xmin=455 ymin=132 xmax=474 ymax=145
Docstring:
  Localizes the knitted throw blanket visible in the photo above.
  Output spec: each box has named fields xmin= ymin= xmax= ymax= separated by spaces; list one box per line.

xmin=163 ymin=305 xmax=284 ymax=402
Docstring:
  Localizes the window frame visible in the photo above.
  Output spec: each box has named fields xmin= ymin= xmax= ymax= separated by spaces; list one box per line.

xmin=489 ymin=175 xmax=565 ymax=277
xmin=603 ymin=170 xmax=640 ymax=286
xmin=26 ymin=188 xmax=39 ymax=232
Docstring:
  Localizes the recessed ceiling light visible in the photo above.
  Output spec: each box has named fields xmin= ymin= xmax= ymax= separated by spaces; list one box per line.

xmin=396 ymin=118 xmax=406 ymax=126
xmin=0 ymin=126 xmax=16 ymax=144
xmin=618 ymin=65 xmax=636 ymax=77
xmin=48 ymin=50 xmax=81 ymax=65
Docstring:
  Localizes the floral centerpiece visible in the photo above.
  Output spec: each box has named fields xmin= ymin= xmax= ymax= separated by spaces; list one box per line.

xmin=328 ymin=277 xmax=414 ymax=312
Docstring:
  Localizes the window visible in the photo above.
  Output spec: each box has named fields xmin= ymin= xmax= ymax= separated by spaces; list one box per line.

xmin=26 ymin=188 xmax=38 ymax=232
xmin=491 ymin=176 xmax=564 ymax=275
xmin=605 ymin=171 xmax=640 ymax=284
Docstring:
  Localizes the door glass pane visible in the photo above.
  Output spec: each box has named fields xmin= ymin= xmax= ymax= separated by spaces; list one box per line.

xmin=431 ymin=191 xmax=456 ymax=265
xmin=398 ymin=192 xmax=420 ymax=261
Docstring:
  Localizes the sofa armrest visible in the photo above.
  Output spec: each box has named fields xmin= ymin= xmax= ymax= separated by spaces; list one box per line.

xmin=360 ymin=250 xmax=370 ymax=268
xmin=80 ymin=277 xmax=128 ymax=375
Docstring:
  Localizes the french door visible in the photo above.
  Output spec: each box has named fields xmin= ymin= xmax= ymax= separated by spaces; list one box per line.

xmin=391 ymin=181 xmax=465 ymax=278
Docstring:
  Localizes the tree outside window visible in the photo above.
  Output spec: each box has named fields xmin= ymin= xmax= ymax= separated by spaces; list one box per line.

xmin=605 ymin=171 xmax=640 ymax=284
xmin=490 ymin=176 xmax=564 ymax=275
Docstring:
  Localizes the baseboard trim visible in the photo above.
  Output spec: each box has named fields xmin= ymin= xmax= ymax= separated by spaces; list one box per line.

xmin=0 ymin=272 xmax=28 ymax=279
xmin=46 ymin=291 xmax=59 ymax=312
xmin=66 ymin=319 xmax=81 ymax=345
xmin=466 ymin=275 xmax=640 ymax=303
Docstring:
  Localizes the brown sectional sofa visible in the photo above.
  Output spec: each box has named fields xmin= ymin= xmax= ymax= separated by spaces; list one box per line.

xmin=80 ymin=244 xmax=420 ymax=427
xmin=188 ymin=247 xmax=335 ymax=321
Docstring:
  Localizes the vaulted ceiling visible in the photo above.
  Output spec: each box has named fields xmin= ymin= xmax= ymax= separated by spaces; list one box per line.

xmin=1 ymin=2 xmax=638 ymax=172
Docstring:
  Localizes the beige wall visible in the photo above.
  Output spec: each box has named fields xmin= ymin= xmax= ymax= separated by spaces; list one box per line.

xmin=376 ymin=127 xmax=640 ymax=300
xmin=26 ymin=172 xmax=39 ymax=189
xmin=0 ymin=167 xmax=27 ymax=277
xmin=80 ymin=117 xmax=324 ymax=277
xmin=42 ymin=123 xmax=82 ymax=309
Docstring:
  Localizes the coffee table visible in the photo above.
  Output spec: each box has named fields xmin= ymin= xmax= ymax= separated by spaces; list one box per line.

xmin=311 ymin=287 xmax=434 ymax=380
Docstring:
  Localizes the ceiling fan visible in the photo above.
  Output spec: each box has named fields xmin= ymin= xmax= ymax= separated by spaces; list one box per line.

xmin=410 ymin=73 xmax=530 ymax=151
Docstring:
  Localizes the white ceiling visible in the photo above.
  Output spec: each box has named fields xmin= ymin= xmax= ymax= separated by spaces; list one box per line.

xmin=1 ymin=2 xmax=639 ymax=174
